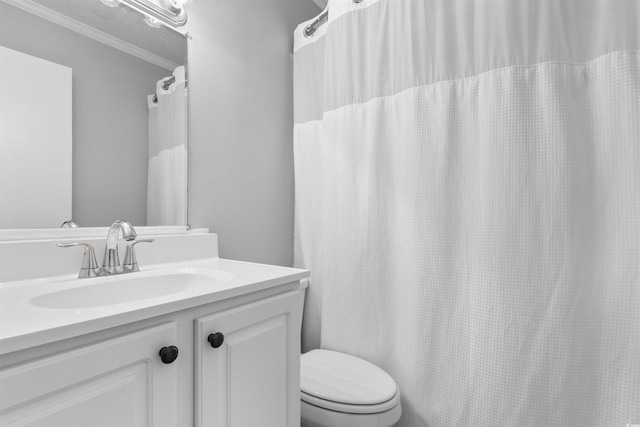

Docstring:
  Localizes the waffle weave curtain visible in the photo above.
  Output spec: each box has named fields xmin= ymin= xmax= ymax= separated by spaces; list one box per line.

xmin=293 ymin=1 xmax=640 ymax=425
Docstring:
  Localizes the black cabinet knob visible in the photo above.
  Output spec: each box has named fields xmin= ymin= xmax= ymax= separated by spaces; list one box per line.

xmin=159 ymin=345 xmax=179 ymax=364
xmin=208 ymin=332 xmax=224 ymax=348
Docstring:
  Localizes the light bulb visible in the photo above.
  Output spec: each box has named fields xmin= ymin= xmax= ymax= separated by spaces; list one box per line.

xmin=162 ymin=0 xmax=184 ymax=13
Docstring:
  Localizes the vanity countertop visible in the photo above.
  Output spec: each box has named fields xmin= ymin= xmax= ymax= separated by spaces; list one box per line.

xmin=0 ymin=257 xmax=309 ymax=356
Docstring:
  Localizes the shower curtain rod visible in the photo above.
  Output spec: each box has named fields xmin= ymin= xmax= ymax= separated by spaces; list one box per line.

xmin=303 ymin=0 xmax=364 ymax=38
xmin=161 ymin=76 xmax=176 ymax=90
xmin=152 ymin=77 xmax=185 ymax=102
xmin=304 ymin=10 xmax=328 ymax=38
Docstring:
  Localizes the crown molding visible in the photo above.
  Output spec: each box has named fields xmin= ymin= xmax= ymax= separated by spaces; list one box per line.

xmin=2 ymin=0 xmax=180 ymax=71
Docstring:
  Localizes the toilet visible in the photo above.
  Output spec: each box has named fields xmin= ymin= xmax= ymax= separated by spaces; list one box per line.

xmin=299 ymin=282 xmax=402 ymax=427
xmin=300 ymin=349 xmax=402 ymax=427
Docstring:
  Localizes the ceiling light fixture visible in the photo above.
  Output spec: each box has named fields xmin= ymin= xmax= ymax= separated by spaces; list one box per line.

xmin=100 ymin=0 xmax=120 ymax=7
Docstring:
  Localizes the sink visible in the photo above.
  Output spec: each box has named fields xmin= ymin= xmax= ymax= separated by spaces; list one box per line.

xmin=30 ymin=271 xmax=233 ymax=309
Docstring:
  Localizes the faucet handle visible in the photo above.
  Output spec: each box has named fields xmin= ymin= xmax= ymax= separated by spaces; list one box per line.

xmin=57 ymin=242 xmax=100 ymax=278
xmin=123 ymin=239 xmax=155 ymax=273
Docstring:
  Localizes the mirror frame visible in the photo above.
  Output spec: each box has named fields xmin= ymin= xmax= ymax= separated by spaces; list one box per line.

xmin=0 ymin=225 xmax=192 ymax=241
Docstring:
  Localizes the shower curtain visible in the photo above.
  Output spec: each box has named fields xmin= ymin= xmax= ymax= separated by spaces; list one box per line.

xmin=293 ymin=1 xmax=640 ymax=426
xmin=147 ymin=66 xmax=187 ymax=226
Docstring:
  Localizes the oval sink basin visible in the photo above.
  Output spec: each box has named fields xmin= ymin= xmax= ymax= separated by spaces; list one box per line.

xmin=30 ymin=271 xmax=231 ymax=309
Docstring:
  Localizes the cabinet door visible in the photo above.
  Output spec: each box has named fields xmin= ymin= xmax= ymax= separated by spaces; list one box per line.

xmin=195 ymin=291 xmax=301 ymax=427
xmin=0 ymin=322 xmax=178 ymax=427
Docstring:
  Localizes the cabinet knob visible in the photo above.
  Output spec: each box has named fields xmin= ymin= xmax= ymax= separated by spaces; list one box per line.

xmin=207 ymin=332 xmax=224 ymax=348
xmin=159 ymin=345 xmax=179 ymax=364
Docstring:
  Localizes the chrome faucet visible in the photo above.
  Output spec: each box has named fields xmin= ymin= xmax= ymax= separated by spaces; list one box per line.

xmin=57 ymin=220 xmax=154 ymax=278
xmin=102 ymin=220 xmax=138 ymax=274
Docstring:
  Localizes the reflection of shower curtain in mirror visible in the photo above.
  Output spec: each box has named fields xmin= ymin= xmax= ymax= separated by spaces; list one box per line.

xmin=147 ymin=66 xmax=187 ymax=226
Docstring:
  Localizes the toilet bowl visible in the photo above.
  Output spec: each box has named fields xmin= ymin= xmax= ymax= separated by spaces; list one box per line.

xmin=299 ymin=283 xmax=402 ymax=427
xmin=300 ymin=349 xmax=402 ymax=427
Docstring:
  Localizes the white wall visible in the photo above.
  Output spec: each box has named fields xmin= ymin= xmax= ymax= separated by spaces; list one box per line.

xmin=186 ymin=0 xmax=320 ymax=266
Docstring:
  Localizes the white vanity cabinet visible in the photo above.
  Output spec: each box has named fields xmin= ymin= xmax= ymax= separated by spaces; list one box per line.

xmin=195 ymin=291 xmax=301 ymax=427
xmin=0 ymin=284 xmax=303 ymax=427
xmin=0 ymin=322 xmax=179 ymax=427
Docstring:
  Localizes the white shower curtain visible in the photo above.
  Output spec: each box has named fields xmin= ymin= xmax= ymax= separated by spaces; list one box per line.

xmin=147 ymin=66 xmax=187 ymax=226
xmin=293 ymin=1 xmax=640 ymax=425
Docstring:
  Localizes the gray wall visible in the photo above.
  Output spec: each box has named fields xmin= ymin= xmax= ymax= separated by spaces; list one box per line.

xmin=186 ymin=0 xmax=320 ymax=266
xmin=0 ymin=3 xmax=169 ymax=227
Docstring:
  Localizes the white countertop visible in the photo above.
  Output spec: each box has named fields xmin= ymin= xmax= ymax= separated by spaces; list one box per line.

xmin=0 ymin=257 xmax=309 ymax=356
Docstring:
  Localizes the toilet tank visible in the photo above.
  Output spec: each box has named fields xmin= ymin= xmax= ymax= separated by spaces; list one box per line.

xmin=299 ymin=279 xmax=309 ymax=337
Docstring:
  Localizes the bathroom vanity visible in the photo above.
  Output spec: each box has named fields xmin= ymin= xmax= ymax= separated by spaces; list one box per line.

xmin=0 ymin=232 xmax=309 ymax=427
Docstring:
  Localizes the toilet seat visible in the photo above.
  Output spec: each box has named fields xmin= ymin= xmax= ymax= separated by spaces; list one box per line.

xmin=301 ymin=349 xmax=400 ymax=415
xmin=301 ymin=389 xmax=400 ymax=414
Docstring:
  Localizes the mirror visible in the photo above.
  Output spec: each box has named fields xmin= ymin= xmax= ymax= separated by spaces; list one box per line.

xmin=0 ymin=0 xmax=188 ymax=229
